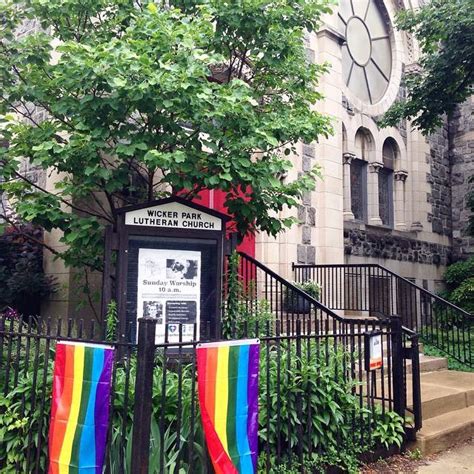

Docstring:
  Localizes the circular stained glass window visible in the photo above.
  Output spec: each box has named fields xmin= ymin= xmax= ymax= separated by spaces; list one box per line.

xmin=339 ymin=0 xmax=392 ymax=104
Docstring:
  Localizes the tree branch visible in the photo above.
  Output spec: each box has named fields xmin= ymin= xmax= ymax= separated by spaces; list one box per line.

xmin=8 ymin=167 xmax=112 ymax=222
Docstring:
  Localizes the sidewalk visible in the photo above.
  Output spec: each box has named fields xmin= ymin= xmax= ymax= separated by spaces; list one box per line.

xmin=417 ymin=441 xmax=473 ymax=473
xmin=360 ymin=438 xmax=473 ymax=473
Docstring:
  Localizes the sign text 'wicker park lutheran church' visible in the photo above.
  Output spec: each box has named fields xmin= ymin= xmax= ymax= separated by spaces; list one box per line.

xmin=124 ymin=201 xmax=223 ymax=231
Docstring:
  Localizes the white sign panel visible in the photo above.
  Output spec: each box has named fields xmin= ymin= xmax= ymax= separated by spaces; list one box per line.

xmin=125 ymin=202 xmax=222 ymax=231
xmin=369 ymin=334 xmax=383 ymax=370
xmin=137 ymin=248 xmax=201 ymax=344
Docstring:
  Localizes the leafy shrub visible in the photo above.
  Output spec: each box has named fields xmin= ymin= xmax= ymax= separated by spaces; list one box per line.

xmin=294 ymin=280 xmax=321 ymax=300
xmin=439 ymin=257 xmax=474 ymax=313
xmin=0 ymin=352 xmax=53 ymax=473
xmin=0 ymin=224 xmax=56 ymax=317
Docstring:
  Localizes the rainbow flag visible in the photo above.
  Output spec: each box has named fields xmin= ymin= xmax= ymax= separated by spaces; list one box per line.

xmin=48 ymin=341 xmax=114 ymax=474
xmin=196 ymin=339 xmax=259 ymax=474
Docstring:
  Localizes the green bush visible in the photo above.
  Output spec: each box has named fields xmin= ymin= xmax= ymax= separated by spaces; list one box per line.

xmin=440 ymin=257 xmax=474 ymax=313
xmin=0 ymin=352 xmax=53 ymax=473
xmin=294 ymin=280 xmax=321 ymax=300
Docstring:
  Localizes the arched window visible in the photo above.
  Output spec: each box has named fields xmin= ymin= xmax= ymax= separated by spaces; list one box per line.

xmin=379 ymin=138 xmax=398 ymax=227
xmin=351 ymin=129 xmax=372 ymax=222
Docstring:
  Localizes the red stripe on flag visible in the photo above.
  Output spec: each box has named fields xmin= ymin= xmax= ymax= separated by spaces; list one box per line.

xmin=204 ymin=347 xmax=217 ymax=425
xmin=48 ymin=344 xmax=74 ymax=473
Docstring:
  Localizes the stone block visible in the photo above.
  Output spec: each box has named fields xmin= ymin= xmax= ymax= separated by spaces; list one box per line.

xmin=302 ymin=144 xmax=315 ymax=159
xmin=297 ymin=205 xmax=306 ymax=224
xmin=307 ymin=207 xmax=316 ymax=226
xmin=302 ymin=226 xmax=311 ymax=245
xmin=302 ymin=191 xmax=311 ymax=206
xmin=302 ymin=155 xmax=311 ymax=172
xmin=297 ymin=244 xmax=307 ymax=263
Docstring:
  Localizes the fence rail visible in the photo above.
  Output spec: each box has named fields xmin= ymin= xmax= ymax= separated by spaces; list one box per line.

xmin=292 ymin=263 xmax=473 ymax=368
xmin=0 ymin=308 xmax=412 ymax=473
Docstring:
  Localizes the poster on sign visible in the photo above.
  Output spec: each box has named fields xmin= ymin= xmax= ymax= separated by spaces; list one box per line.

xmin=137 ymin=248 xmax=200 ymax=343
xmin=365 ymin=332 xmax=383 ymax=371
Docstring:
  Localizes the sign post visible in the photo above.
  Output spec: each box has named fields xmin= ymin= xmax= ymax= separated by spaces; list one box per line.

xmin=113 ymin=196 xmax=230 ymax=344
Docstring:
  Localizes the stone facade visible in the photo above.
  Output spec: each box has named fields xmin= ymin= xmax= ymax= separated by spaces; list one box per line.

xmin=426 ymin=122 xmax=452 ymax=237
xmin=297 ymin=143 xmax=317 ymax=264
xmin=450 ymin=97 xmax=474 ymax=259
xmin=344 ymin=226 xmax=452 ymax=266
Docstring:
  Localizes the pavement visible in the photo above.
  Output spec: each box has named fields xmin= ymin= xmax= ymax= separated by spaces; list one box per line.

xmin=416 ymin=441 xmax=474 ymax=473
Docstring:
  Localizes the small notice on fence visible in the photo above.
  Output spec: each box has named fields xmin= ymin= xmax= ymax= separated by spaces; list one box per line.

xmin=365 ymin=332 xmax=383 ymax=371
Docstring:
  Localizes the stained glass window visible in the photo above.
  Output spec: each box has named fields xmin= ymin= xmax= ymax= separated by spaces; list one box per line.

xmin=379 ymin=168 xmax=393 ymax=227
xmin=378 ymin=138 xmax=398 ymax=227
xmin=350 ymin=159 xmax=367 ymax=221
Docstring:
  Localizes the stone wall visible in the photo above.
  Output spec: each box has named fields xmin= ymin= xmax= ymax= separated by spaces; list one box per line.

xmin=426 ymin=121 xmax=452 ymax=237
xmin=296 ymin=142 xmax=317 ymax=264
xmin=296 ymin=33 xmax=318 ymax=265
xmin=344 ymin=226 xmax=452 ymax=266
xmin=450 ymin=97 xmax=474 ymax=260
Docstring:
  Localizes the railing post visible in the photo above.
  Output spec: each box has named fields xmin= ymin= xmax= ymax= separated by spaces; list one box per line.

xmin=390 ymin=316 xmax=406 ymax=419
xmin=131 ymin=317 xmax=156 ymax=474
xmin=410 ymin=334 xmax=422 ymax=433
xmin=295 ymin=319 xmax=304 ymax=466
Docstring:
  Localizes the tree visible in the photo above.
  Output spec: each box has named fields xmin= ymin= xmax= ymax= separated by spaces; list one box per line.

xmin=0 ymin=0 xmax=332 ymax=272
xmin=381 ymin=0 xmax=473 ymax=134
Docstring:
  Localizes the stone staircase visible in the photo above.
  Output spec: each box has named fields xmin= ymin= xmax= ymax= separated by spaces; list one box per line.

xmin=407 ymin=354 xmax=474 ymax=455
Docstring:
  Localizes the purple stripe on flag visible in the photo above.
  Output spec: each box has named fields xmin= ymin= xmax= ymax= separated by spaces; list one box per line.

xmin=247 ymin=343 xmax=260 ymax=472
xmin=94 ymin=348 xmax=114 ymax=474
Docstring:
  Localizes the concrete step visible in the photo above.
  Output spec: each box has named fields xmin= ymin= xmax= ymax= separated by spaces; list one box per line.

xmin=358 ymin=355 xmax=447 ymax=382
xmin=410 ymin=405 xmax=474 ymax=455
xmin=407 ymin=354 xmax=447 ymax=374
xmin=407 ymin=370 xmax=474 ymax=420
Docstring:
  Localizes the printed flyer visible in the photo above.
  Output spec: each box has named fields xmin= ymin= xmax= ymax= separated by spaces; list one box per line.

xmin=137 ymin=248 xmax=201 ymax=343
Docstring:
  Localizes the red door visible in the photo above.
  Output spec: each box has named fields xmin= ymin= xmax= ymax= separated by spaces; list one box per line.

xmin=195 ymin=189 xmax=255 ymax=257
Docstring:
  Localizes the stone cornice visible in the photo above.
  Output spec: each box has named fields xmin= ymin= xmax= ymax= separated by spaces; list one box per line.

xmin=369 ymin=161 xmax=384 ymax=173
xmin=394 ymin=170 xmax=409 ymax=181
xmin=342 ymin=152 xmax=356 ymax=164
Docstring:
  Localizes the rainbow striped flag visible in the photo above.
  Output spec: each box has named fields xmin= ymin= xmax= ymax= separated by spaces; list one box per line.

xmin=196 ymin=339 xmax=259 ymax=474
xmin=48 ymin=341 xmax=114 ymax=474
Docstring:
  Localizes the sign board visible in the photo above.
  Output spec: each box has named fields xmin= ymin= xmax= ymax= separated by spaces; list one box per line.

xmin=125 ymin=201 xmax=222 ymax=231
xmin=365 ymin=331 xmax=383 ymax=371
xmin=114 ymin=197 xmax=230 ymax=345
xmin=137 ymin=248 xmax=200 ymax=343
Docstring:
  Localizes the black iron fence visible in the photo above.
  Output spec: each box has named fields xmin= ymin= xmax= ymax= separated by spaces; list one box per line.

xmin=233 ymin=254 xmax=421 ymax=434
xmin=292 ymin=263 xmax=473 ymax=368
xmin=0 ymin=254 xmax=424 ymax=472
xmin=1 ymin=310 xmax=417 ymax=473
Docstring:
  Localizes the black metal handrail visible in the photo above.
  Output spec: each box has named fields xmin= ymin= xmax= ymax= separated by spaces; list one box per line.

xmin=239 ymin=252 xmax=345 ymax=322
xmin=292 ymin=262 xmax=473 ymax=368
xmin=231 ymin=253 xmax=422 ymax=433
xmin=293 ymin=263 xmax=472 ymax=317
